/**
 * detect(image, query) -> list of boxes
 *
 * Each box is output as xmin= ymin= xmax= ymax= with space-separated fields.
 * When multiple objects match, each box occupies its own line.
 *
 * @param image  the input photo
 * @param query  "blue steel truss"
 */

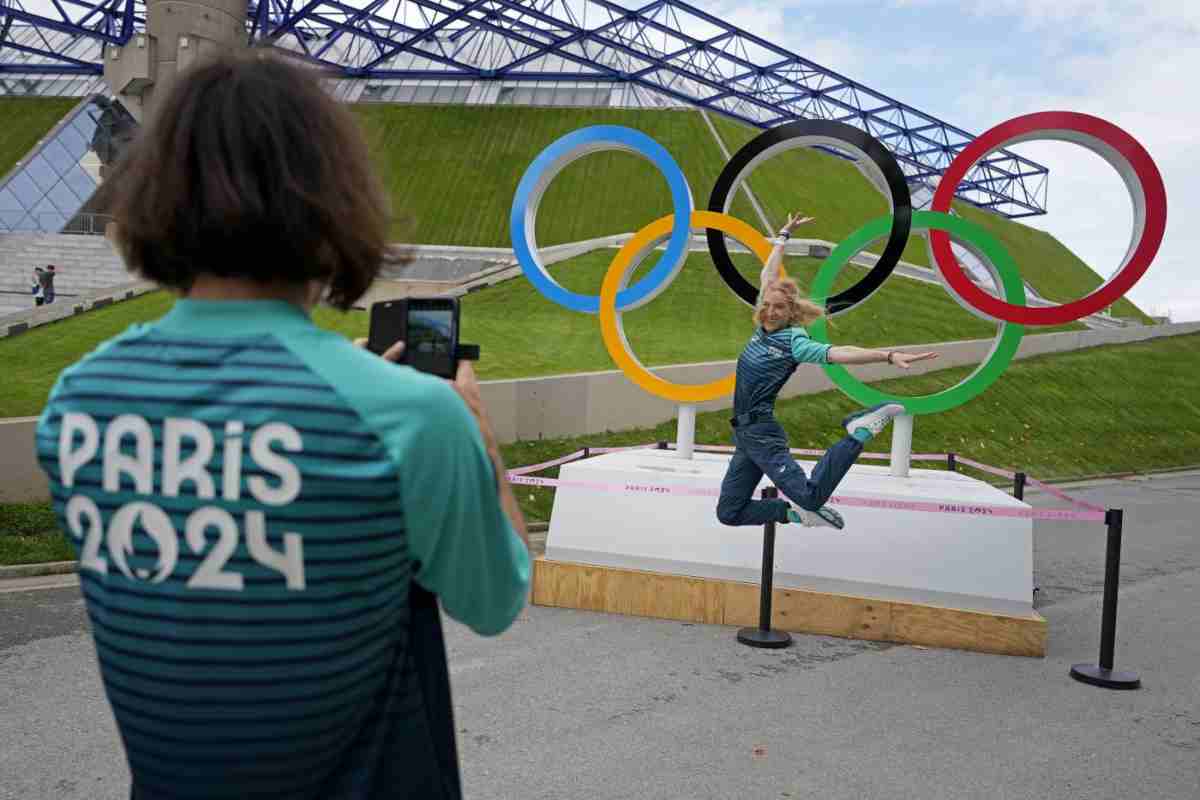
xmin=0 ymin=0 xmax=1049 ymax=217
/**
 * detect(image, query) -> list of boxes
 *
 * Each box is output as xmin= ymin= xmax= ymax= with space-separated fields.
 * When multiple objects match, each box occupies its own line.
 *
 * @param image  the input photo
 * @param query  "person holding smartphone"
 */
xmin=35 ymin=51 xmax=528 ymax=800
xmin=716 ymin=211 xmax=938 ymax=531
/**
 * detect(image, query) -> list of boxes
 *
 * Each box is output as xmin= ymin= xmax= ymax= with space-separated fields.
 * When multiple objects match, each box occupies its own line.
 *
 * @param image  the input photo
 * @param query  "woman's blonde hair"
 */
xmin=754 ymin=278 xmax=826 ymax=329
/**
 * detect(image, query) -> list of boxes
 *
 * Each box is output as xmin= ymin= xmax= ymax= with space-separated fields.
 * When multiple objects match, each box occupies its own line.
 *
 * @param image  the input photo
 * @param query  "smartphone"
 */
xmin=367 ymin=297 xmax=460 ymax=379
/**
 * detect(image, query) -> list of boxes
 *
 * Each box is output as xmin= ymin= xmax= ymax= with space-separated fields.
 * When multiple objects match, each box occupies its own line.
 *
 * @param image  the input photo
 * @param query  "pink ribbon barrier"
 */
xmin=1024 ymin=476 xmax=1108 ymax=513
xmin=507 ymin=444 xmax=1106 ymax=520
xmin=955 ymin=456 xmax=1106 ymax=513
xmin=506 ymin=449 xmax=588 ymax=477
xmin=507 ymin=474 xmax=1106 ymax=522
xmin=825 ymin=493 xmax=1105 ymax=522
xmin=667 ymin=442 xmax=948 ymax=461
xmin=955 ymin=455 xmax=1016 ymax=480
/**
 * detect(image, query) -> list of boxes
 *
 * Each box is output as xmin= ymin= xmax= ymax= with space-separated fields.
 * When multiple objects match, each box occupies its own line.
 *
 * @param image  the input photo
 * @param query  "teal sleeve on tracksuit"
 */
xmin=790 ymin=328 xmax=832 ymax=364
xmin=277 ymin=319 xmax=530 ymax=635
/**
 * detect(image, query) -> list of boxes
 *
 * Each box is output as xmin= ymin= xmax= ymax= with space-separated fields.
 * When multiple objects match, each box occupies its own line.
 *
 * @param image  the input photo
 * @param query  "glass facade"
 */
xmin=0 ymin=96 xmax=130 ymax=233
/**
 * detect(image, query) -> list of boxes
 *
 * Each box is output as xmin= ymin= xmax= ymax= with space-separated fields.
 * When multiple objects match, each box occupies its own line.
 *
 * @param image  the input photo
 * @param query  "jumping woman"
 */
xmin=715 ymin=212 xmax=938 ymax=530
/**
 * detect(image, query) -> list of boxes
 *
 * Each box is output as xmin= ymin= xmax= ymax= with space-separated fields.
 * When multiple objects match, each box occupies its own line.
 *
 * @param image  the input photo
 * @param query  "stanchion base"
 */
xmin=737 ymin=627 xmax=792 ymax=649
xmin=1069 ymin=663 xmax=1141 ymax=690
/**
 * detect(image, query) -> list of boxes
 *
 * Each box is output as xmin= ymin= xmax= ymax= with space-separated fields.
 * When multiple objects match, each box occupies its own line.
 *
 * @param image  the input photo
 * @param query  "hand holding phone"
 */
xmin=368 ymin=297 xmax=460 ymax=379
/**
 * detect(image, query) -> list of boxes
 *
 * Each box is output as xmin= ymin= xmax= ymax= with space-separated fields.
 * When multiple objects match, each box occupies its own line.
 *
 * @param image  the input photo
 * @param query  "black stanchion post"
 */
xmin=1070 ymin=509 xmax=1141 ymax=690
xmin=582 ymin=447 xmax=590 ymax=459
xmin=947 ymin=452 xmax=957 ymax=472
xmin=657 ymin=440 xmax=668 ymax=450
xmin=1017 ymin=469 xmax=1035 ymax=599
xmin=737 ymin=487 xmax=792 ymax=649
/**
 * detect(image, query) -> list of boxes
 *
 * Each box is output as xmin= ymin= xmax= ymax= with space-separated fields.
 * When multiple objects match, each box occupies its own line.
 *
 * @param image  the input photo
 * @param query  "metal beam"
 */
xmin=0 ymin=0 xmax=1049 ymax=216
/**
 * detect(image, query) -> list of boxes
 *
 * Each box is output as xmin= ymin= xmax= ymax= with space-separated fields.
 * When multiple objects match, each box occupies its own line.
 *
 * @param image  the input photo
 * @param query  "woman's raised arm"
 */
xmin=759 ymin=211 xmax=815 ymax=290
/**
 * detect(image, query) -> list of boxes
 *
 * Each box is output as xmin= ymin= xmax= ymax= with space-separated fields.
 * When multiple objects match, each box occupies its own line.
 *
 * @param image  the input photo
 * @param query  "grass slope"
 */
xmin=502 ymin=331 xmax=1200 ymax=521
xmin=353 ymin=103 xmax=1148 ymax=322
xmin=707 ymin=112 xmax=1149 ymax=323
xmin=5 ymin=332 xmax=1196 ymax=545
xmin=0 ymin=97 xmax=79 ymax=180
xmin=0 ymin=247 xmax=1086 ymax=417
xmin=354 ymin=104 xmax=728 ymax=248
xmin=952 ymin=202 xmax=1146 ymax=321
xmin=0 ymin=100 xmax=1151 ymax=323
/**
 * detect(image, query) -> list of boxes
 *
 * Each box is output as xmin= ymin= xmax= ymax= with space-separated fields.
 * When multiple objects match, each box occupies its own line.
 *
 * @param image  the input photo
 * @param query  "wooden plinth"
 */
xmin=532 ymin=558 xmax=1046 ymax=658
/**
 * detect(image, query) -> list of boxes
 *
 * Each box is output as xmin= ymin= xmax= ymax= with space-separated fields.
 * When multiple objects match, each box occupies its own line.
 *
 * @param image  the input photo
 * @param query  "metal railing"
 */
xmin=0 ymin=212 xmax=111 ymax=235
xmin=61 ymin=213 xmax=113 ymax=236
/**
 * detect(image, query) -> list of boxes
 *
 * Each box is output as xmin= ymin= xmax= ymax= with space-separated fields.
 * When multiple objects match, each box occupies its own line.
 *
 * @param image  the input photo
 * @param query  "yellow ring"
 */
xmin=599 ymin=210 xmax=776 ymax=403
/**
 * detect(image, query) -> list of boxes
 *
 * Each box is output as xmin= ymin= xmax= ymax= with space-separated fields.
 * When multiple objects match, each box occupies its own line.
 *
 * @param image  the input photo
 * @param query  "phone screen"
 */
xmin=368 ymin=298 xmax=459 ymax=378
xmin=406 ymin=304 xmax=456 ymax=378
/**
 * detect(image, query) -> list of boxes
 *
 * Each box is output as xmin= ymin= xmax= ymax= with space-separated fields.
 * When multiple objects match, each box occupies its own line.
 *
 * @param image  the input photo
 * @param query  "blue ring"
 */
xmin=510 ymin=126 xmax=694 ymax=314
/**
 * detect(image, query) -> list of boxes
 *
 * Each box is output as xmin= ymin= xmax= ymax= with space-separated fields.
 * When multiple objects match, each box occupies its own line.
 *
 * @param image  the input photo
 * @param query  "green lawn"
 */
xmin=709 ymin=112 xmax=936 ymax=271
xmin=0 ymin=247 xmax=1085 ymax=416
xmin=6 ymin=332 xmax=1197 ymax=552
xmin=0 ymin=97 xmax=78 ymax=179
xmin=0 ymin=502 xmax=72 ymax=565
xmin=353 ymin=104 xmax=728 ymax=247
xmin=501 ymin=331 xmax=1200 ymax=521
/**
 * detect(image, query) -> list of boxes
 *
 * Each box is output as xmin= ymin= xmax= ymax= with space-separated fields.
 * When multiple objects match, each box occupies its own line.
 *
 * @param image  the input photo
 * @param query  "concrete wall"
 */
xmin=0 ymin=418 xmax=48 ymax=503
xmin=4 ymin=320 xmax=1197 ymax=503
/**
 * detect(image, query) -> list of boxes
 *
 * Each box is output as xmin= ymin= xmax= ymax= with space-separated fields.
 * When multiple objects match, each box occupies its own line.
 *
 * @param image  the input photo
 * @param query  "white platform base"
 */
xmin=546 ymin=448 xmax=1034 ymax=617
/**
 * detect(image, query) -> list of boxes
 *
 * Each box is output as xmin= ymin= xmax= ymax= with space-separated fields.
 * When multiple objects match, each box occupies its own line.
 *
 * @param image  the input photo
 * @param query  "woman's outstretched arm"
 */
xmin=827 ymin=346 xmax=939 ymax=369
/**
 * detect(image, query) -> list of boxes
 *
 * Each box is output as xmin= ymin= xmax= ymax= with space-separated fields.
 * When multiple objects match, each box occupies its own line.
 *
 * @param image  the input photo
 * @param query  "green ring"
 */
xmin=808 ymin=210 xmax=1026 ymax=415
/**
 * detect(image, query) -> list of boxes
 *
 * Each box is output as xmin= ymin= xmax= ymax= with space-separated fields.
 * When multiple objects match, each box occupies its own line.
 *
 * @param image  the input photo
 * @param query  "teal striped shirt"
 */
xmin=733 ymin=325 xmax=832 ymax=418
xmin=35 ymin=299 xmax=530 ymax=800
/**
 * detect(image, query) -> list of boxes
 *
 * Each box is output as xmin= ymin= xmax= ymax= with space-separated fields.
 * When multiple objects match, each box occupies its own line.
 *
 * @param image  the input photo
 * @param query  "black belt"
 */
xmin=730 ymin=412 xmax=774 ymax=428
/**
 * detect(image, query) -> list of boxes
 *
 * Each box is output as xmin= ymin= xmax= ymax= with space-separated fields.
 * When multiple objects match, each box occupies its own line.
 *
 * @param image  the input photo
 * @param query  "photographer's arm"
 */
xmin=336 ymin=335 xmax=531 ymax=637
xmin=355 ymin=336 xmax=528 ymax=548
xmin=449 ymin=362 xmax=529 ymax=550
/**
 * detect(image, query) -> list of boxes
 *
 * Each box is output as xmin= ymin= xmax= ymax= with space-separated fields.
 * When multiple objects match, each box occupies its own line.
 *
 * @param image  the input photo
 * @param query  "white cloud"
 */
xmin=807 ymin=0 xmax=1200 ymax=320
xmin=944 ymin=4 xmax=1200 ymax=320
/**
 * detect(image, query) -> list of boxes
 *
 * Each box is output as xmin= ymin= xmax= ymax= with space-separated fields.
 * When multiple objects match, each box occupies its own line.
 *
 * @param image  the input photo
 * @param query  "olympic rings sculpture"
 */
xmin=510 ymin=113 xmax=1166 ymax=413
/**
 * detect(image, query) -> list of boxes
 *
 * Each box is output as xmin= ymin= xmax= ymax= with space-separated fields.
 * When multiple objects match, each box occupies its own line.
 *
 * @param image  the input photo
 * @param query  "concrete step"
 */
xmin=1 ymin=233 xmax=132 ymax=303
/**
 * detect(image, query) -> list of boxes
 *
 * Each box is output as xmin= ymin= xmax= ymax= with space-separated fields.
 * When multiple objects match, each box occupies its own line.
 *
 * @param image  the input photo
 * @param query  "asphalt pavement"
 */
xmin=2 ymin=472 xmax=1198 ymax=800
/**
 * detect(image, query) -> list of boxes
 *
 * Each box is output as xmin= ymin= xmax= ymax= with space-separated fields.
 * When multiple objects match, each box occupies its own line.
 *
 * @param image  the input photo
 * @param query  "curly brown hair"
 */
xmin=97 ymin=50 xmax=406 ymax=309
xmin=754 ymin=278 xmax=826 ymax=328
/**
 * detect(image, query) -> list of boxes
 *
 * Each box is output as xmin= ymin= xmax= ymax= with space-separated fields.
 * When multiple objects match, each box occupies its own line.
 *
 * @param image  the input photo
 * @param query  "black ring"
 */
xmin=705 ymin=119 xmax=913 ymax=315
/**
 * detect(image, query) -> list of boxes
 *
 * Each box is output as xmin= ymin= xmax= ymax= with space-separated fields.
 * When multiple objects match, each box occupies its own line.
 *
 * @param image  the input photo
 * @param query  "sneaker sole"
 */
xmin=842 ymin=403 xmax=905 ymax=435
xmin=841 ymin=402 xmax=898 ymax=431
xmin=814 ymin=507 xmax=845 ymax=530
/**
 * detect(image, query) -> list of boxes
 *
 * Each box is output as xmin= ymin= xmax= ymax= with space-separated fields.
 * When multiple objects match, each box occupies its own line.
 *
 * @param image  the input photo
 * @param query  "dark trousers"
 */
xmin=716 ymin=421 xmax=863 ymax=526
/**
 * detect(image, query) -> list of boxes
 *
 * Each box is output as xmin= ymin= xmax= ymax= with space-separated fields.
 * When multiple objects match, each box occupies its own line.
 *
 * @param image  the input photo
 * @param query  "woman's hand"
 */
xmin=891 ymin=351 xmax=938 ymax=369
xmin=781 ymin=211 xmax=815 ymax=234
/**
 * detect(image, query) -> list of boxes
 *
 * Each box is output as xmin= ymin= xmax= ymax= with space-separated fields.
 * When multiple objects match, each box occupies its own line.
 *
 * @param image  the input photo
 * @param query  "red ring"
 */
xmin=930 ymin=112 xmax=1166 ymax=325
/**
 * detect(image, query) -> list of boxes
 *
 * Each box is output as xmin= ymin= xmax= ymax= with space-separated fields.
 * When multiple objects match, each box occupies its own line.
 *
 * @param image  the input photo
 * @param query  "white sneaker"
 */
xmin=787 ymin=505 xmax=845 ymax=530
xmin=842 ymin=403 xmax=905 ymax=437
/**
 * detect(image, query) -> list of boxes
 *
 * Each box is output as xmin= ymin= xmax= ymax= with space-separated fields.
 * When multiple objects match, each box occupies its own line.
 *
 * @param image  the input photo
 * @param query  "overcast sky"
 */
xmin=702 ymin=0 xmax=1198 ymax=321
